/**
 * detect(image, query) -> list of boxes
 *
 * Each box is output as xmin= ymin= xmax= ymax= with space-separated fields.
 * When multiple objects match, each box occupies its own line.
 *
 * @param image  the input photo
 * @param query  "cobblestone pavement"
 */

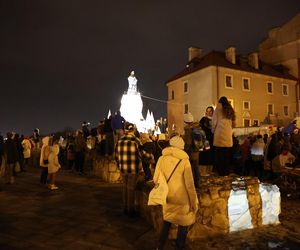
xmin=0 ymin=167 xmax=300 ymax=250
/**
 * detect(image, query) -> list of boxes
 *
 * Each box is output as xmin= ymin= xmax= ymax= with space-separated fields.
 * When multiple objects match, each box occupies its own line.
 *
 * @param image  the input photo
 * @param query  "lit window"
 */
xmin=253 ymin=120 xmax=259 ymax=126
xmin=242 ymin=78 xmax=250 ymax=91
xmin=243 ymin=119 xmax=251 ymax=127
xmin=268 ymin=104 xmax=274 ymax=115
xmin=243 ymin=101 xmax=250 ymax=110
xmin=267 ymin=82 xmax=273 ymax=94
xmin=282 ymin=84 xmax=288 ymax=96
xmin=184 ymin=104 xmax=188 ymax=114
xmin=184 ymin=82 xmax=188 ymax=93
xmin=283 ymin=106 xmax=289 ymax=116
xmin=225 ymin=75 xmax=233 ymax=88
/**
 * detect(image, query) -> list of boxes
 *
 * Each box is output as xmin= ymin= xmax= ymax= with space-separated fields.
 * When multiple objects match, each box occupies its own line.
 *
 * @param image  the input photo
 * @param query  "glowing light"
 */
xmin=259 ymin=184 xmax=281 ymax=225
xmin=119 ymin=71 xmax=156 ymax=133
xmin=107 ymin=109 xmax=111 ymax=118
xmin=228 ymin=189 xmax=253 ymax=232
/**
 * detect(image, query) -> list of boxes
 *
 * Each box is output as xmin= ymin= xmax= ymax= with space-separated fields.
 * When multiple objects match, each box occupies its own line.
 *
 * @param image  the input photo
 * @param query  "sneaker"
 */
xmin=10 ymin=177 xmax=15 ymax=184
xmin=48 ymin=184 xmax=59 ymax=190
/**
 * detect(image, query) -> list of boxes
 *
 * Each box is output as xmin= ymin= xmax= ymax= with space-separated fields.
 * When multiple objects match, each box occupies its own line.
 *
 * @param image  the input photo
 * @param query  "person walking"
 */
xmin=40 ymin=136 xmax=51 ymax=185
xmin=4 ymin=132 xmax=19 ymax=184
xmin=212 ymin=96 xmax=236 ymax=176
xmin=154 ymin=135 xmax=198 ymax=250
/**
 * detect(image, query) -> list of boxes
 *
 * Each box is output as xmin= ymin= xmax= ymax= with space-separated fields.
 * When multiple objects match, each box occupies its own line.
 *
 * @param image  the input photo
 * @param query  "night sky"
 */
xmin=1 ymin=0 xmax=300 ymax=136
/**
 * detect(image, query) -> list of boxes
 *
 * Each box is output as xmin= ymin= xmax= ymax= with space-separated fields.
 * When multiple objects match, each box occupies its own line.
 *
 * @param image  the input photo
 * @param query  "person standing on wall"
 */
xmin=199 ymin=106 xmax=214 ymax=175
xmin=111 ymin=110 xmax=126 ymax=147
xmin=183 ymin=112 xmax=200 ymax=188
xmin=212 ymin=96 xmax=236 ymax=176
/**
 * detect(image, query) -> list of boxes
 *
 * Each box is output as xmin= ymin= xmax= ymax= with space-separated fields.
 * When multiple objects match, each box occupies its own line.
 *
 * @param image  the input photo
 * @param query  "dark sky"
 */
xmin=1 ymin=0 xmax=300 ymax=136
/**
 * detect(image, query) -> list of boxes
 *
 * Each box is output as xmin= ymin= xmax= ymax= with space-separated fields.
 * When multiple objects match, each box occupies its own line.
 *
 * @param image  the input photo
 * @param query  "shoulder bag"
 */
xmin=148 ymin=159 xmax=182 ymax=206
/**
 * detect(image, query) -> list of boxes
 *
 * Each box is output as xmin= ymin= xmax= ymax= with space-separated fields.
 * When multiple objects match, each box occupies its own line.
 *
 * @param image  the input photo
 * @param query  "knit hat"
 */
xmin=158 ymin=133 xmax=166 ymax=141
xmin=183 ymin=112 xmax=194 ymax=123
xmin=169 ymin=135 xmax=185 ymax=150
xmin=125 ymin=123 xmax=135 ymax=132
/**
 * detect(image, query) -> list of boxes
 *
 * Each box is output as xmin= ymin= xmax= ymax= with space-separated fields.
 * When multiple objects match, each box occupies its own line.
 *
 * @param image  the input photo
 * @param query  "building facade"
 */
xmin=259 ymin=12 xmax=300 ymax=112
xmin=166 ymin=47 xmax=297 ymax=135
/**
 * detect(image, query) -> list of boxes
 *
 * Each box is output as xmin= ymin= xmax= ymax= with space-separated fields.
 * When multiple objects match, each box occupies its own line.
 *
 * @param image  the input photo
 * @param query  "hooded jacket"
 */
xmin=153 ymin=146 xmax=198 ymax=226
xmin=40 ymin=137 xmax=50 ymax=168
xmin=48 ymin=144 xmax=61 ymax=174
xmin=22 ymin=139 xmax=32 ymax=159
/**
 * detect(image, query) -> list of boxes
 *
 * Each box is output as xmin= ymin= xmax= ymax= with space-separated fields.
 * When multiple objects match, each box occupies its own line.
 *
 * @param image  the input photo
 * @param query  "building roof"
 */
xmin=166 ymin=50 xmax=298 ymax=83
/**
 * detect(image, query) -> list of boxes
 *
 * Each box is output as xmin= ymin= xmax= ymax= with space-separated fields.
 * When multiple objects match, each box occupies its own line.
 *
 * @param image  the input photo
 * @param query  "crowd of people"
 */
xmin=1 ymin=96 xmax=300 ymax=249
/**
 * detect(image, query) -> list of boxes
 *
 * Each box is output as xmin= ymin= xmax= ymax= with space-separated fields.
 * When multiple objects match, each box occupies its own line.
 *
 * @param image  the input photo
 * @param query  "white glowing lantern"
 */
xmin=259 ymin=184 xmax=281 ymax=225
xmin=228 ymin=189 xmax=253 ymax=232
xmin=150 ymin=112 xmax=155 ymax=131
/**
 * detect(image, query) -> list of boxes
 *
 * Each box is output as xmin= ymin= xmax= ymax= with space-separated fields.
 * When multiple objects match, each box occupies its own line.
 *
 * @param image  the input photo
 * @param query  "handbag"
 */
xmin=148 ymin=159 xmax=182 ymax=206
xmin=15 ymin=162 xmax=21 ymax=173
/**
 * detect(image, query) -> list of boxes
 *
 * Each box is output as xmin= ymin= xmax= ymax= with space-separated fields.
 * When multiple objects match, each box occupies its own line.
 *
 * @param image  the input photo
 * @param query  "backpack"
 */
xmin=192 ymin=126 xmax=209 ymax=151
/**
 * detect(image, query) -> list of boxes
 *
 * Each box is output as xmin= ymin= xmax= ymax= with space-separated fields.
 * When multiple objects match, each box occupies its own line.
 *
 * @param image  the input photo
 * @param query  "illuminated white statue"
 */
xmin=127 ymin=71 xmax=137 ymax=93
xmin=119 ymin=71 xmax=156 ymax=132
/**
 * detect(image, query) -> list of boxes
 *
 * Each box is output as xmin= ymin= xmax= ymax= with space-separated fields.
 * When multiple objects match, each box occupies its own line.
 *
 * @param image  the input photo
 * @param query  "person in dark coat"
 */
xmin=0 ymin=133 xmax=4 ymax=166
xmin=104 ymin=116 xmax=114 ymax=156
xmin=199 ymin=106 xmax=214 ymax=175
xmin=4 ymin=132 xmax=19 ymax=184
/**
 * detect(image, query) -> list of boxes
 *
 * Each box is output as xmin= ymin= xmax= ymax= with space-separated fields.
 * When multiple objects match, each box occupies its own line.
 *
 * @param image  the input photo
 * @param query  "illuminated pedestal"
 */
xmin=120 ymin=92 xmax=145 ymax=131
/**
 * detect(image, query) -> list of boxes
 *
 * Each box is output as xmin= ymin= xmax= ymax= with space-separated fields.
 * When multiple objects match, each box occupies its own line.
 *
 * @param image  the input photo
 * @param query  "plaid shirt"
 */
xmin=115 ymin=133 xmax=150 ymax=174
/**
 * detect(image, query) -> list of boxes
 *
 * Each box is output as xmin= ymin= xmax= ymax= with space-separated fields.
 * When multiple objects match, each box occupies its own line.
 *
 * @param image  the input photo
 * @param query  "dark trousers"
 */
xmin=121 ymin=173 xmax=138 ymax=215
xmin=68 ymin=159 xmax=75 ymax=170
xmin=40 ymin=167 xmax=48 ymax=184
xmin=253 ymin=160 xmax=264 ymax=181
xmin=75 ymin=151 xmax=85 ymax=173
xmin=142 ymin=161 xmax=152 ymax=180
xmin=214 ymin=147 xmax=232 ymax=176
xmin=158 ymin=221 xmax=189 ymax=250
xmin=190 ymin=158 xmax=200 ymax=188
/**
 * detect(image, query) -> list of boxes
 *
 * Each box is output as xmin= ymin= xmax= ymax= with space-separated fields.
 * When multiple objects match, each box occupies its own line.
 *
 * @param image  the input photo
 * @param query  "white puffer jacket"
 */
xmin=22 ymin=139 xmax=31 ymax=159
xmin=48 ymin=144 xmax=61 ymax=174
xmin=153 ymin=146 xmax=199 ymax=226
xmin=40 ymin=137 xmax=50 ymax=168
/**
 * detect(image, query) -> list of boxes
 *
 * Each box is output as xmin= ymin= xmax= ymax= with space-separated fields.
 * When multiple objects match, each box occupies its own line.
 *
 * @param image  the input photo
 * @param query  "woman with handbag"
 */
xmin=154 ymin=135 xmax=198 ymax=250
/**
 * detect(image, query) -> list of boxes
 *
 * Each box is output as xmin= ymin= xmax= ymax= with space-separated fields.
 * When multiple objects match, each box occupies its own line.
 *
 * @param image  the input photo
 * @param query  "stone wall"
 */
xmin=136 ymin=176 xmax=281 ymax=239
xmin=93 ymin=156 xmax=121 ymax=183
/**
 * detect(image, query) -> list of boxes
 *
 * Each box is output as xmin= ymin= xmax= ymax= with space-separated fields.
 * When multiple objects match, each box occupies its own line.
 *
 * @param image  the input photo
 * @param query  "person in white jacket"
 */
xmin=212 ymin=96 xmax=236 ymax=176
xmin=22 ymin=137 xmax=31 ymax=171
xmin=47 ymin=142 xmax=61 ymax=190
xmin=40 ymin=136 xmax=51 ymax=185
xmin=154 ymin=135 xmax=198 ymax=250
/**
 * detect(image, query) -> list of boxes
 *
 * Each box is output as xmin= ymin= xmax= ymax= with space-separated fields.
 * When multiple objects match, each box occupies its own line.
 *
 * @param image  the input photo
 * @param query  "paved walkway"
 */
xmin=0 ymin=168 xmax=157 ymax=250
xmin=1 ymin=167 xmax=300 ymax=250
